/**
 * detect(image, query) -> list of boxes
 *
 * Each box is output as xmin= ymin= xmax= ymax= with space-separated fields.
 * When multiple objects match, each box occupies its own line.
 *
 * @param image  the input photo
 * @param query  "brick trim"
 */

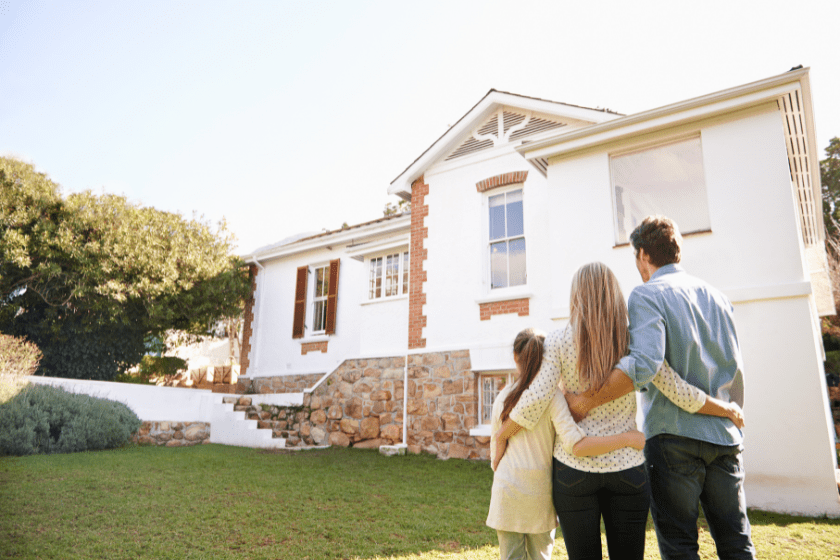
xmin=479 ymin=298 xmax=530 ymax=321
xmin=240 ymin=264 xmax=259 ymax=375
xmin=301 ymin=341 xmax=329 ymax=355
xmin=409 ymin=176 xmax=429 ymax=349
xmin=475 ymin=171 xmax=529 ymax=193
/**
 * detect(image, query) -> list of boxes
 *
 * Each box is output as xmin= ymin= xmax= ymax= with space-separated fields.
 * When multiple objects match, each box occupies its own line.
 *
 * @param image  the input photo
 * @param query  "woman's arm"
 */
xmin=652 ymin=361 xmax=745 ymax=429
xmin=571 ymin=430 xmax=645 ymax=457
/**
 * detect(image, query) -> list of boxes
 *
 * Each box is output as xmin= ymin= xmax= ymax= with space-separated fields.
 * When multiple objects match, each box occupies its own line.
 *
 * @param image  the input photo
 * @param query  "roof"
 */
xmin=243 ymin=211 xmax=411 ymax=263
xmin=388 ymin=89 xmax=622 ymax=198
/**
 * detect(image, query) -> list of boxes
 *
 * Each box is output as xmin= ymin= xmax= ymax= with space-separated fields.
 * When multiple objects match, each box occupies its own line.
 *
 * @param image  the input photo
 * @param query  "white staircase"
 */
xmin=208 ymin=395 xmax=286 ymax=449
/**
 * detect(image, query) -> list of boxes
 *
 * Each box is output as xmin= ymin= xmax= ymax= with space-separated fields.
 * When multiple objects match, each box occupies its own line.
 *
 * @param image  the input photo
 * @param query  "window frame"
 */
xmin=310 ymin=263 xmax=331 ymax=335
xmin=366 ymin=250 xmax=410 ymax=302
xmin=482 ymin=184 xmax=528 ymax=293
xmin=477 ymin=371 xmax=514 ymax=427
xmin=608 ymin=134 xmax=712 ymax=247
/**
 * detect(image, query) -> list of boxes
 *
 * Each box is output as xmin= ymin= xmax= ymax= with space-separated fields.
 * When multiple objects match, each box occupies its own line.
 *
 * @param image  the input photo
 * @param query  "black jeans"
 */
xmin=644 ymin=434 xmax=756 ymax=560
xmin=552 ymin=459 xmax=650 ymax=560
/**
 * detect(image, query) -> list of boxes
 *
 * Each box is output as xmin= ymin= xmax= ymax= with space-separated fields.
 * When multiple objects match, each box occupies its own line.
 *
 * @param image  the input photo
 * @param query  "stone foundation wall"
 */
xmin=133 ymin=421 xmax=210 ymax=447
xmin=236 ymin=373 xmax=324 ymax=394
xmin=247 ymin=351 xmax=488 ymax=460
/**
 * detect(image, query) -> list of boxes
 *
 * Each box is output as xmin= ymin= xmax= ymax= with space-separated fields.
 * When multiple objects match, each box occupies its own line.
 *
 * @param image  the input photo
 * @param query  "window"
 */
xmin=368 ymin=251 xmax=409 ymax=300
xmin=292 ymin=259 xmax=340 ymax=339
xmin=489 ymin=189 xmax=526 ymax=289
xmin=478 ymin=372 xmax=512 ymax=425
xmin=611 ymin=136 xmax=711 ymax=245
xmin=312 ymin=265 xmax=329 ymax=334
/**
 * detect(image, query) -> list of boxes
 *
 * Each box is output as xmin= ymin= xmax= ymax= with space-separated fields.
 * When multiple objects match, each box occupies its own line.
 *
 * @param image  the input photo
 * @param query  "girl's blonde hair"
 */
xmin=569 ymin=262 xmax=629 ymax=390
xmin=500 ymin=328 xmax=546 ymax=423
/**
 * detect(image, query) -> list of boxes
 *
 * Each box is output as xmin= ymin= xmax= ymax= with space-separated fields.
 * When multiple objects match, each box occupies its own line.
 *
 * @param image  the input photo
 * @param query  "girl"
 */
xmin=486 ymin=328 xmax=645 ymax=560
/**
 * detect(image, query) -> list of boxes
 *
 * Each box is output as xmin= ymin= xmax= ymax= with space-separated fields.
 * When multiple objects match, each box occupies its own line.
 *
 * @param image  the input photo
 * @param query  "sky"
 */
xmin=1 ymin=0 xmax=838 ymax=255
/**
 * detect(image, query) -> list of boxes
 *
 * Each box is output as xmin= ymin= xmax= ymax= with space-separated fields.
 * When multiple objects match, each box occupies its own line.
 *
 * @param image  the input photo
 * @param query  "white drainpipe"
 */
xmin=246 ymin=257 xmax=265 ymax=374
xmin=403 ymin=353 xmax=408 ymax=446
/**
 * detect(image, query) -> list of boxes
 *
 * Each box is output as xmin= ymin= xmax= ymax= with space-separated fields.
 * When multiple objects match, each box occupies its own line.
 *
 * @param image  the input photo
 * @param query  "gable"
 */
xmin=443 ymin=107 xmax=570 ymax=162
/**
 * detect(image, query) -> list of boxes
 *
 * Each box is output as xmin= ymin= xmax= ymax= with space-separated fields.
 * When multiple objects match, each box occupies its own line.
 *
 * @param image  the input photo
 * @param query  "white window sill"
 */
xmin=474 ymin=288 xmax=533 ymax=305
xmin=360 ymin=294 xmax=409 ymax=306
xmin=469 ymin=425 xmax=492 ymax=437
xmin=299 ymin=334 xmax=330 ymax=344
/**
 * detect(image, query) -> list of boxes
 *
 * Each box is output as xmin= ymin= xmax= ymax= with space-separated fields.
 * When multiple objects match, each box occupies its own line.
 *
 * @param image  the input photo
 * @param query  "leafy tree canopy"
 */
xmin=821 ymin=137 xmax=840 ymax=235
xmin=0 ymin=157 xmax=250 ymax=380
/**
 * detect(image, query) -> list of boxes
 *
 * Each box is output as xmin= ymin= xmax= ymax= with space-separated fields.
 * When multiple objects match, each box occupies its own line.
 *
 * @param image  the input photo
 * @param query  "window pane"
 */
xmin=481 ymin=376 xmax=506 ymax=424
xmin=369 ymin=257 xmax=381 ymax=300
xmin=490 ymin=241 xmax=508 ymax=289
xmin=508 ymin=237 xmax=526 ymax=286
xmin=315 ymin=267 xmax=329 ymax=298
xmin=313 ymin=300 xmax=327 ymax=332
xmin=506 ymin=190 xmax=524 ymax=237
xmin=489 ymin=194 xmax=506 ymax=240
xmin=385 ymin=253 xmax=399 ymax=297
xmin=402 ymin=252 xmax=409 ymax=294
xmin=611 ymin=137 xmax=710 ymax=244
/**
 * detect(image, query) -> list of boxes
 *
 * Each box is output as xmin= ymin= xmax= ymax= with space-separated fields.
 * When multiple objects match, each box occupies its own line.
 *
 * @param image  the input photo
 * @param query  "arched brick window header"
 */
xmin=476 ymin=171 xmax=529 ymax=193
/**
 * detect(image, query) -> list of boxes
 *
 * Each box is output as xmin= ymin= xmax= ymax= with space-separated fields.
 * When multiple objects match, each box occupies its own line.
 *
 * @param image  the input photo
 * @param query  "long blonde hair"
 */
xmin=569 ymin=262 xmax=629 ymax=390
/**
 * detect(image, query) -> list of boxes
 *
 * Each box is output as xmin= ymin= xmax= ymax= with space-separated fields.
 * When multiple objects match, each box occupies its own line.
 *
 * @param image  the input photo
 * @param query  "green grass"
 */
xmin=1 ymin=445 xmax=838 ymax=559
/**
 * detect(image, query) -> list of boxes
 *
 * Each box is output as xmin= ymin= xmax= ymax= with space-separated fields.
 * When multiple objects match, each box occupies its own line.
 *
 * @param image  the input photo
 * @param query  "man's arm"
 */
xmin=565 ymin=368 xmax=634 ymax=422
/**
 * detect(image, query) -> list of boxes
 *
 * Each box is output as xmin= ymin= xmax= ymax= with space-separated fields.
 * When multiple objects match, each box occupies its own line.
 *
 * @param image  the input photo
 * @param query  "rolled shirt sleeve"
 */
xmin=618 ymin=288 xmax=667 ymax=390
xmin=508 ymin=328 xmax=565 ymax=430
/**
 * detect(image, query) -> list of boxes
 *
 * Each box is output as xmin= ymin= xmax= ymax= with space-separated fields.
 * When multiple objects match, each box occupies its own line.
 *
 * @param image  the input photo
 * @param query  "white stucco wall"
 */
xmin=420 ymin=105 xmax=839 ymax=514
xmin=27 ymin=376 xmax=215 ymax=422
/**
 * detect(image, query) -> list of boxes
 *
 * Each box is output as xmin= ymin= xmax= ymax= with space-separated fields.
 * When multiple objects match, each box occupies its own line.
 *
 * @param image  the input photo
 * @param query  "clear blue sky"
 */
xmin=2 ymin=0 xmax=838 ymax=254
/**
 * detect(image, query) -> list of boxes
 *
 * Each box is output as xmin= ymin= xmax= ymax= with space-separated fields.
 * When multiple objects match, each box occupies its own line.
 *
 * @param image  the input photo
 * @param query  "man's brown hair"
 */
xmin=629 ymin=215 xmax=682 ymax=267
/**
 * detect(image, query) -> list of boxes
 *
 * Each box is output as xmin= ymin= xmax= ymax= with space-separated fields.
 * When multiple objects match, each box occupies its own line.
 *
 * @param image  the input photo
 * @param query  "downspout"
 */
xmin=403 ymin=353 xmax=408 ymax=446
xmin=246 ymin=257 xmax=266 ymax=375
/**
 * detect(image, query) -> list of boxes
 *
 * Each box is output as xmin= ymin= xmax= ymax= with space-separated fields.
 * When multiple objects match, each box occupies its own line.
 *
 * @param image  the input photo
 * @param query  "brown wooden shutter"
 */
xmin=325 ymin=259 xmax=340 ymax=335
xmin=292 ymin=266 xmax=308 ymax=339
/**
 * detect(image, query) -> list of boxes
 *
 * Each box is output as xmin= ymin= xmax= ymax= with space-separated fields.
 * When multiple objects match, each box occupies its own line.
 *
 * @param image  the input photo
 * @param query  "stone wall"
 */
xmin=235 ymin=373 xmax=324 ymax=394
xmin=242 ymin=351 xmax=489 ymax=460
xmin=133 ymin=421 xmax=210 ymax=447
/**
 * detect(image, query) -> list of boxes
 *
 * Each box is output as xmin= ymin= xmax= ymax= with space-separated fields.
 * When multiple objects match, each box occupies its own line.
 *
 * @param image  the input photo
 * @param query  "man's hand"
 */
xmin=492 ymin=438 xmax=507 ymax=471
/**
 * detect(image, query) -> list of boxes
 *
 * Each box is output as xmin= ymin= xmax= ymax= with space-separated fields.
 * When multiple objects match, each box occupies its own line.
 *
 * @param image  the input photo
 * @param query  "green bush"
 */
xmin=138 ymin=355 xmax=187 ymax=378
xmin=0 ymin=334 xmax=42 ymax=403
xmin=0 ymin=384 xmax=141 ymax=456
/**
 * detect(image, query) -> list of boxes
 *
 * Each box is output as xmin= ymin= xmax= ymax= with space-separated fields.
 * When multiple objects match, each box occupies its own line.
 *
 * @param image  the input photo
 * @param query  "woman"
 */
xmin=494 ymin=262 xmax=742 ymax=560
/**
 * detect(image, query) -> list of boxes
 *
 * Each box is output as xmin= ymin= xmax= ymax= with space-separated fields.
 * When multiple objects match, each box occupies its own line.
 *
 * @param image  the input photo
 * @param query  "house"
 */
xmin=241 ymin=67 xmax=839 ymax=516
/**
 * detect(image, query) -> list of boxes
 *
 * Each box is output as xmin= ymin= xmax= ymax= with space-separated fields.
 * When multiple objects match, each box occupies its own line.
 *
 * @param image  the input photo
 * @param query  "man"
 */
xmin=569 ymin=216 xmax=755 ymax=560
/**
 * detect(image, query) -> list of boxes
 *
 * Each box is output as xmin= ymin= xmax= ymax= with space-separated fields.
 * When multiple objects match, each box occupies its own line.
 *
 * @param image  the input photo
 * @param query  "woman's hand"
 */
xmin=723 ymin=402 xmax=745 ymax=429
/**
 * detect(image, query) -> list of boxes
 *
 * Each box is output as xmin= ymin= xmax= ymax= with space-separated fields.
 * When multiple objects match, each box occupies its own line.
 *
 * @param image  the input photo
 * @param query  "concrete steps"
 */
xmin=208 ymin=395 xmax=286 ymax=449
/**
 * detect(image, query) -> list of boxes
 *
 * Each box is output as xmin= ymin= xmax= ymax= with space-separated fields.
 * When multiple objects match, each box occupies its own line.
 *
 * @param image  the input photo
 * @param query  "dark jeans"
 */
xmin=552 ymin=459 xmax=650 ymax=560
xmin=644 ymin=434 xmax=756 ymax=560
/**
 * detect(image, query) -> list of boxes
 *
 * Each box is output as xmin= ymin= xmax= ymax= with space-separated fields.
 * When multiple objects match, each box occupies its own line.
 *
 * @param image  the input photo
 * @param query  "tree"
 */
xmin=821 ymin=137 xmax=840 ymax=235
xmin=383 ymin=199 xmax=411 ymax=216
xmin=0 ymin=157 xmax=250 ymax=380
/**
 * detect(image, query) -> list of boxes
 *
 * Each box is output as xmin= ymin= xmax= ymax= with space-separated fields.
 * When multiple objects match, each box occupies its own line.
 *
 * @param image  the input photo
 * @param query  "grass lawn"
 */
xmin=1 ymin=445 xmax=838 ymax=559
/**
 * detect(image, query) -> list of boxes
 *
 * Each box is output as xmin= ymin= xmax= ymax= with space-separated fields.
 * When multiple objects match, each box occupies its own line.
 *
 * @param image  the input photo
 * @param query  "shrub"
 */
xmin=0 ymin=334 xmax=42 ymax=403
xmin=0 ymin=384 xmax=141 ymax=456
xmin=138 ymin=355 xmax=187 ymax=380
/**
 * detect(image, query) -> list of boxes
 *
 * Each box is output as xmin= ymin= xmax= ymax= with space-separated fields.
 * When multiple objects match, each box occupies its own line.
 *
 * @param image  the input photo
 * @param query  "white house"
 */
xmin=242 ymin=66 xmax=839 ymax=516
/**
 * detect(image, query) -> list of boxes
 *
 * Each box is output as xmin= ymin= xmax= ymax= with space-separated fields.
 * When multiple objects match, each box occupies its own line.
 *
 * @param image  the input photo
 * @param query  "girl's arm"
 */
xmin=571 ymin=430 xmax=645 ymax=457
xmin=652 ymin=361 xmax=744 ymax=428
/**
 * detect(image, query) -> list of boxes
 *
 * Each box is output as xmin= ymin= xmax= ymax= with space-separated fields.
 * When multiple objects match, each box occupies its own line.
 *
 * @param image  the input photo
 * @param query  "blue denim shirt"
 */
xmin=616 ymin=264 xmax=744 ymax=446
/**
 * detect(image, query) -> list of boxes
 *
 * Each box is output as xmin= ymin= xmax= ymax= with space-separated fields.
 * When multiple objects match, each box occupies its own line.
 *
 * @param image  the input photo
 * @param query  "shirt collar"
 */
xmin=650 ymin=263 xmax=683 ymax=281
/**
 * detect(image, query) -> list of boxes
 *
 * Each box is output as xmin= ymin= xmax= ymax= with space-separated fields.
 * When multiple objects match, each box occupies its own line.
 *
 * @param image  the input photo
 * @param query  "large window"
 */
xmin=478 ymin=373 xmax=512 ymax=425
xmin=489 ymin=189 xmax=526 ymax=289
xmin=611 ymin=136 xmax=711 ymax=245
xmin=312 ymin=265 xmax=330 ymax=333
xmin=369 ymin=251 xmax=409 ymax=300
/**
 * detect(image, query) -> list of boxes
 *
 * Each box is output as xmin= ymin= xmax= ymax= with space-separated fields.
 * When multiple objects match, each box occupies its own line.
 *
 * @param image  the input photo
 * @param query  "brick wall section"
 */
xmin=301 ymin=341 xmax=328 ymax=355
xmin=479 ymin=298 xmax=530 ymax=321
xmin=409 ymin=176 xmax=429 ymax=349
xmin=475 ymin=171 xmax=529 ymax=193
xmin=236 ymin=373 xmax=324 ymax=394
xmin=240 ymin=264 xmax=259 ymax=376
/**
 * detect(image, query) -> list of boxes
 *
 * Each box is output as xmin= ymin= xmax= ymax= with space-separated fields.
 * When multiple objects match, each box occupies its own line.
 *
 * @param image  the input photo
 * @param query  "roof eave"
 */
xmin=516 ymin=67 xmax=811 ymax=162
xmin=388 ymin=90 xmax=622 ymax=198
